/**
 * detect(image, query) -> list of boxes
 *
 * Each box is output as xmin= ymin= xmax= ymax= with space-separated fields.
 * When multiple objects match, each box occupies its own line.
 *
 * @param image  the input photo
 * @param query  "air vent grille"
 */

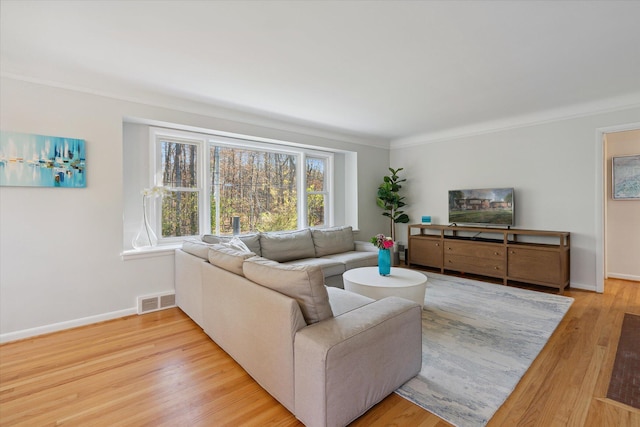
xmin=160 ymin=294 xmax=175 ymax=308
xmin=141 ymin=298 xmax=159 ymax=312
xmin=137 ymin=292 xmax=176 ymax=314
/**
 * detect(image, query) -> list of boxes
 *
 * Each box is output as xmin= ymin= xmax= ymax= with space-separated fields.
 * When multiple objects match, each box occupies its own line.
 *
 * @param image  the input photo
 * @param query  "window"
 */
xmin=306 ymin=156 xmax=328 ymax=227
xmin=211 ymin=146 xmax=298 ymax=234
xmin=151 ymin=128 xmax=333 ymax=239
xmin=157 ymin=138 xmax=201 ymax=238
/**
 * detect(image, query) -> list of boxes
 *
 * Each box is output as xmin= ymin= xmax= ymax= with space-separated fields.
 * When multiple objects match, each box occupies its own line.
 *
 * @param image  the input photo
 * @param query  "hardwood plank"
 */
xmin=1 ymin=278 xmax=639 ymax=426
xmin=585 ymin=398 xmax=640 ymax=427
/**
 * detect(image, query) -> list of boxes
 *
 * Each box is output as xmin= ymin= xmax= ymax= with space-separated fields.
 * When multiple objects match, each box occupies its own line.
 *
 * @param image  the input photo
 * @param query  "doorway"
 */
xmin=596 ymin=123 xmax=640 ymax=293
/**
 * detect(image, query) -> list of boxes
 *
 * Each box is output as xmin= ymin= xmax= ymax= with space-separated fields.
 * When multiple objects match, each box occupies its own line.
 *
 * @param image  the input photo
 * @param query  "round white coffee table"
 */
xmin=343 ymin=267 xmax=427 ymax=307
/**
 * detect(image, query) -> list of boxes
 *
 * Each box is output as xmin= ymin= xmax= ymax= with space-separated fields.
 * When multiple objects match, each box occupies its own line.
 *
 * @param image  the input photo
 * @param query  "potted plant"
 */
xmin=376 ymin=167 xmax=409 ymax=243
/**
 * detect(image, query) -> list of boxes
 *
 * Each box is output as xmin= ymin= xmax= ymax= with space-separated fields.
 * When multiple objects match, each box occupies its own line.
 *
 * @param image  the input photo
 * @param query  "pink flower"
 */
xmin=370 ymin=233 xmax=395 ymax=249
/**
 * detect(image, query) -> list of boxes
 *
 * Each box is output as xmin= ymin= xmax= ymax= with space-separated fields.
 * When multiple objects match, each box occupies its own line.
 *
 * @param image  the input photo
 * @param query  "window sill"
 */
xmin=121 ymin=243 xmax=181 ymax=261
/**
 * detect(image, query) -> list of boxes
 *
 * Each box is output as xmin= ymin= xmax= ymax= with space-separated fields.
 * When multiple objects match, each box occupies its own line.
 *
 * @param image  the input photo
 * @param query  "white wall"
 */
xmin=605 ymin=129 xmax=640 ymax=281
xmin=0 ymin=77 xmax=389 ymax=342
xmin=391 ymin=106 xmax=640 ymax=291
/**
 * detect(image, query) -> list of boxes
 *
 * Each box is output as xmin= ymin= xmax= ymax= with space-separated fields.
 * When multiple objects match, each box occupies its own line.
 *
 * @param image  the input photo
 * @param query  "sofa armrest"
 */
xmin=175 ymin=249 xmax=207 ymax=328
xmin=294 ymin=297 xmax=422 ymax=427
xmin=354 ymin=240 xmax=378 ymax=252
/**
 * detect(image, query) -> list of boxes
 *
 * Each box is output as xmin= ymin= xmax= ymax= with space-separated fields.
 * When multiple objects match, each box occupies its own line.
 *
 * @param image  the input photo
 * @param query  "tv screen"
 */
xmin=448 ymin=188 xmax=514 ymax=226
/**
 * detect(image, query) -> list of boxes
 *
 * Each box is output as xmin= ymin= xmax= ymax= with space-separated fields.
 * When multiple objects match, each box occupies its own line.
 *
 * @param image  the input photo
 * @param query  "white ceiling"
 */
xmin=2 ymin=1 xmax=640 ymax=144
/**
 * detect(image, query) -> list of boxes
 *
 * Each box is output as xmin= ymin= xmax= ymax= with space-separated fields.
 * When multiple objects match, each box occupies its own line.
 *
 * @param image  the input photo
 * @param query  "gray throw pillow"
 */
xmin=202 ymin=233 xmax=261 ymax=255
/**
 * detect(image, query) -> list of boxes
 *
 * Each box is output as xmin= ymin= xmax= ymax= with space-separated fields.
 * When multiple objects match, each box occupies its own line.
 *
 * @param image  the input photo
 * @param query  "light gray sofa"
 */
xmin=207 ymin=226 xmax=378 ymax=288
xmin=174 ymin=227 xmax=422 ymax=427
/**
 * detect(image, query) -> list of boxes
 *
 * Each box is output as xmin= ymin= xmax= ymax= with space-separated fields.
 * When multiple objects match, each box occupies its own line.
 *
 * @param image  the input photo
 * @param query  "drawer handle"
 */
xmin=494 ymin=266 xmax=499 ymax=270
xmin=494 ymin=252 xmax=499 ymax=255
xmin=510 ymin=250 xmax=515 ymax=254
xmin=436 ymin=243 xmax=440 ymax=247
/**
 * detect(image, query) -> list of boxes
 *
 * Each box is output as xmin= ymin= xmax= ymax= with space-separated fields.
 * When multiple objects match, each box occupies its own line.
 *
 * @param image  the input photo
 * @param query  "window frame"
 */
xmin=304 ymin=154 xmax=332 ymax=228
xmin=150 ymin=127 xmax=334 ymax=241
xmin=150 ymin=128 xmax=207 ymax=244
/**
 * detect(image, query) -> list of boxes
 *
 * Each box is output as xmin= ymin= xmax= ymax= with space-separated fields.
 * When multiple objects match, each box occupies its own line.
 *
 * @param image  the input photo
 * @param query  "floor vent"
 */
xmin=137 ymin=292 xmax=176 ymax=314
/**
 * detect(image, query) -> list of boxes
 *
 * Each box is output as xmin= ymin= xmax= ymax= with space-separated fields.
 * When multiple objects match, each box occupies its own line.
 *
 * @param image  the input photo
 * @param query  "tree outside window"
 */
xmin=160 ymin=140 xmax=199 ymax=237
xmin=306 ymin=157 xmax=327 ymax=227
xmin=210 ymin=146 xmax=298 ymax=234
xmin=153 ymin=129 xmax=332 ymax=239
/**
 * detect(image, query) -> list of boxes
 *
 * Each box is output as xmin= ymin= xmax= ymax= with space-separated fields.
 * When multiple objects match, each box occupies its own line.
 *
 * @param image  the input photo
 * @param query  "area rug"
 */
xmin=606 ymin=313 xmax=640 ymax=409
xmin=395 ymin=272 xmax=574 ymax=427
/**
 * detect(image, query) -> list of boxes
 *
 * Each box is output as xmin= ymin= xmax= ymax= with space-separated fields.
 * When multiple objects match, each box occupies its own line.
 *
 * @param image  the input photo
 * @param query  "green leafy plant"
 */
xmin=376 ymin=167 xmax=409 ymax=241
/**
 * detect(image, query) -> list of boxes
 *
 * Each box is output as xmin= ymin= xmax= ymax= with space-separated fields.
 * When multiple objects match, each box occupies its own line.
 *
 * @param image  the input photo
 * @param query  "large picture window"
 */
xmin=151 ymin=128 xmax=332 ymax=239
xmin=211 ymin=146 xmax=298 ymax=234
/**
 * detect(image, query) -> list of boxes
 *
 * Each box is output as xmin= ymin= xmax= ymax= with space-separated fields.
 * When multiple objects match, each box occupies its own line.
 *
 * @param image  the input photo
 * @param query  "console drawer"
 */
xmin=444 ymin=254 xmax=504 ymax=278
xmin=444 ymin=241 xmax=504 ymax=259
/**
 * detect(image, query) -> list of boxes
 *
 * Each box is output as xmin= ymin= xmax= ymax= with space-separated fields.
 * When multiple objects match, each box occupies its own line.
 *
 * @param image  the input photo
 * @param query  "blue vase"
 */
xmin=378 ymin=249 xmax=391 ymax=276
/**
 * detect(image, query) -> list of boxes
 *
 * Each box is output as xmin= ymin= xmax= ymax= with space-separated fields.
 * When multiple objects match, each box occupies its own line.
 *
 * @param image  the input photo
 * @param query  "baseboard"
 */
xmin=568 ymin=282 xmax=597 ymax=292
xmin=0 ymin=307 xmax=137 ymax=344
xmin=607 ymin=273 xmax=640 ymax=282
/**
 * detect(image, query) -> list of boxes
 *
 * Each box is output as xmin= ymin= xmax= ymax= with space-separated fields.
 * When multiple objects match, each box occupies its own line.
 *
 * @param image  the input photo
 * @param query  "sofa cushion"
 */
xmin=243 ymin=257 xmax=333 ymax=324
xmin=321 ymin=251 xmax=378 ymax=270
xmin=326 ymin=287 xmax=374 ymax=316
xmin=283 ymin=257 xmax=346 ymax=278
xmin=208 ymin=245 xmax=255 ymax=276
xmin=311 ymin=226 xmax=355 ymax=257
xmin=182 ymin=239 xmax=216 ymax=260
xmin=202 ymin=233 xmax=261 ymax=255
xmin=259 ymin=229 xmax=316 ymax=262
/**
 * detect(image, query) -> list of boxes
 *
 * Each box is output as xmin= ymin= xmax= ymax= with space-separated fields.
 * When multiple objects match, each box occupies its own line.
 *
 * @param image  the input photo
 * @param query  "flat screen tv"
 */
xmin=448 ymin=188 xmax=514 ymax=227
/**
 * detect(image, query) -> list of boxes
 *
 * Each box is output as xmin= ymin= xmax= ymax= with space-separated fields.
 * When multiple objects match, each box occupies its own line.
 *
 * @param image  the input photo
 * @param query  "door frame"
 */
xmin=595 ymin=122 xmax=640 ymax=293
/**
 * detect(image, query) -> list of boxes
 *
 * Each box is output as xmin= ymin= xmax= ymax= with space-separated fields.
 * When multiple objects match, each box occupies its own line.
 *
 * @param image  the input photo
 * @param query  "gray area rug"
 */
xmin=396 ymin=272 xmax=573 ymax=427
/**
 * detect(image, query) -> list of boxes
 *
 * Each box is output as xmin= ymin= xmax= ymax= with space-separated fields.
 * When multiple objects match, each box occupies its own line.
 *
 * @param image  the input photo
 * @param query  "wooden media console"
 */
xmin=407 ymin=224 xmax=570 ymax=293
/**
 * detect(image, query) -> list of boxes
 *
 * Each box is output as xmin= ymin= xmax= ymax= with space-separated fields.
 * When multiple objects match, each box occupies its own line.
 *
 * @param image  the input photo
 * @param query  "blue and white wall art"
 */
xmin=612 ymin=154 xmax=640 ymax=200
xmin=0 ymin=131 xmax=86 ymax=188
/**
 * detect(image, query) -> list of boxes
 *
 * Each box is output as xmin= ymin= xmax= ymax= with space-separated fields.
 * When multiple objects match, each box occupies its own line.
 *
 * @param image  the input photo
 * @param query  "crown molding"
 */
xmin=5 ymin=71 xmax=637 ymax=152
xmin=390 ymin=92 xmax=640 ymax=149
xmin=1 ymin=72 xmax=390 ymax=150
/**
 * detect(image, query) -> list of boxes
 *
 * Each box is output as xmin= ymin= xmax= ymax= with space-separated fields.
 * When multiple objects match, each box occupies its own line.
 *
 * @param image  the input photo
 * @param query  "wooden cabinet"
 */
xmin=408 ymin=237 xmax=442 ymax=268
xmin=507 ymin=245 xmax=569 ymax=288
xmin=408 ymin=224 xmax=570 ymax=293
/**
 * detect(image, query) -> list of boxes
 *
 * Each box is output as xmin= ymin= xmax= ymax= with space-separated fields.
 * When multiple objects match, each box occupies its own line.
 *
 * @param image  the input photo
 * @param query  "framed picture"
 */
xmin=0 ymin=131 xmax=86 ymax=188
xmin=612 ymin=154 xmax=640 ymax=200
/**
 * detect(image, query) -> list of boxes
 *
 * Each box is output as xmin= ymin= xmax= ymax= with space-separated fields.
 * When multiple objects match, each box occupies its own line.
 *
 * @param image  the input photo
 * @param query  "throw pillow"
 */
xmin=202 ymin=233 xmax=261 ymax=255
xmin=219 ymin=236 xmax=251 ymax=252
xmin=243 ymin=257 xmax=333 ymax=324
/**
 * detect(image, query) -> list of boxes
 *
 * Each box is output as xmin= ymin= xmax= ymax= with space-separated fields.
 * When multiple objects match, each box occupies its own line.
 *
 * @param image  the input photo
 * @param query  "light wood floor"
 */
xmin=1 ymin=278 xmax=639 ymax=426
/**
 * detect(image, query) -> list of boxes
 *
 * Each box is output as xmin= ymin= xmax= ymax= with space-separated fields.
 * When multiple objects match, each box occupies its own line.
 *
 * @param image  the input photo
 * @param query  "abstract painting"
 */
xmin=612 ymin=154 xmax=640 ymax=200
xmin=0 ymin=131 xmax=86 ymax=188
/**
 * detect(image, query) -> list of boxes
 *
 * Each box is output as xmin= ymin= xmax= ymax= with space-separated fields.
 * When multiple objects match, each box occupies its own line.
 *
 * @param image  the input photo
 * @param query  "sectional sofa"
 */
xmin=174 ymin=227 xmax=423 ymax=427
